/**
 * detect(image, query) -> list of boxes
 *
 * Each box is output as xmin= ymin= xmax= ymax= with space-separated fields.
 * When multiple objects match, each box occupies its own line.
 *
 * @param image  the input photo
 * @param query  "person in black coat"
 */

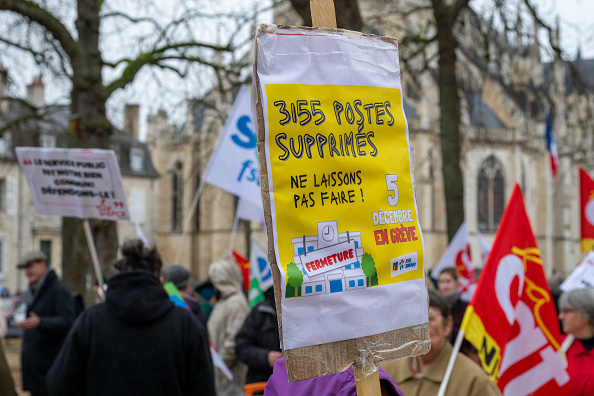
xmin=17 ymin=250 xmax=75 ymax=396
xmin=235 ymin=287 xmax=282 ymax=384
xmin=46 ymin=239 xmax=215 ymax=396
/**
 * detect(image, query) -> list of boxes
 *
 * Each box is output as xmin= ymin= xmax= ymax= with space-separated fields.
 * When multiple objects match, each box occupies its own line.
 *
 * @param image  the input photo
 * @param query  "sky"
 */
xmin=1 ymin=0 xmax=592 ymax=141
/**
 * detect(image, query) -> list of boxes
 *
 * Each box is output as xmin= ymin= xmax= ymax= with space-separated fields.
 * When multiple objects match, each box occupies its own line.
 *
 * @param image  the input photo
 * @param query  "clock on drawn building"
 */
xmin=317 ymin=221 xmax=338 ymax=247
xmin=322 ymin=225 xmax=334 ymax=242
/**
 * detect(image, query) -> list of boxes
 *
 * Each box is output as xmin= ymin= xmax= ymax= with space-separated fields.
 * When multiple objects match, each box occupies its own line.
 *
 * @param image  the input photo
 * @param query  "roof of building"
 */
xmin=467 ymin=93 xmax=506 ymax=129
xmin=544 ymin=57 xmax=594 ymax=94
xmin=0 ymin=96 xmax=158 ymax=178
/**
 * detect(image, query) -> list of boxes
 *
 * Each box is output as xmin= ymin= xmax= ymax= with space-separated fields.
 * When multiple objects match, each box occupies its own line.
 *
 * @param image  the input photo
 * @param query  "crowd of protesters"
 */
xmin=1 ymin=239 xmax=593 ymax=396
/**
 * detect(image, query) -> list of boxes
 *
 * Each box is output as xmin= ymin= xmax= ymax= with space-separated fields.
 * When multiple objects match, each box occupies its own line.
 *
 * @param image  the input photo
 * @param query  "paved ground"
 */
xmin=4 ymin=338 xmax=29 ymax=396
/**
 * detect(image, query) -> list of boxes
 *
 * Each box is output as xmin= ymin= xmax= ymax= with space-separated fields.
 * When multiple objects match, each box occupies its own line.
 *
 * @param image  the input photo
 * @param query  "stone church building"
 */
xmin=145 ymin=1 xmax=594 ymax=282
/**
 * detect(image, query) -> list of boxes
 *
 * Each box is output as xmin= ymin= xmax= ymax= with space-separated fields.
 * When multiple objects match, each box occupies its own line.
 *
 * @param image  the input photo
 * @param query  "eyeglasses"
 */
xmin=560 ymin=309 xmax=577 ymax=315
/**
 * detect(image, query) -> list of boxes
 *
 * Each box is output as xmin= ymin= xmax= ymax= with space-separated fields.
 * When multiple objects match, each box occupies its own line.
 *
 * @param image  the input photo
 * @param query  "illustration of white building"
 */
xmin=290 ymin=221 xmax=367 ymax=296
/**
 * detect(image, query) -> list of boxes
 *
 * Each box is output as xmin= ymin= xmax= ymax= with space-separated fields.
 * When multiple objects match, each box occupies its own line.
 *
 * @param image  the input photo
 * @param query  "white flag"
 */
xmin=431 ymin=221 xmax=476 ymax=301
xmin=237 ymin=197 xmax=265 ymax=225
xmin=209 ymin=344 xmax=233 ymax=380
xmin=202 ymin=85 xmax=261 ymax=205
xmin=561 ymin=251 xmax=594 ymax=292
xmin=249 ymin=236 xmax=273 ymax=292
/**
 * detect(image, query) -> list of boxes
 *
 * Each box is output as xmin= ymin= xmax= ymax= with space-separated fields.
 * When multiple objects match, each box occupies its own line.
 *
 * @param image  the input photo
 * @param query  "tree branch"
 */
xmin=104 ymin=44 xmax=232 ymax=95
xmin=0 ymin=0 xmax=78 ymax=61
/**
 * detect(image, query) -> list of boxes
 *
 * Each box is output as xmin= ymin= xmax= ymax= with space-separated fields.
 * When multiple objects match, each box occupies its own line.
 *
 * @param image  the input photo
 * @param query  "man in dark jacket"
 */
xmin=46 ymin=239 xmax=215 ymax=396
xmin=235 ymin=287 xmax=282 ymax=384
xmin=17 ymin=250 xmax=75 ymax=396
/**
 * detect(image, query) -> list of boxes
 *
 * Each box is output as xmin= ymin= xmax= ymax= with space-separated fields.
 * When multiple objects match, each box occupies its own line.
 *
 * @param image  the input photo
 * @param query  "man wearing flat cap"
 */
xmin=163 ymin=265 xmax=208 ymax=329
xmin=17 ymin=250 xmax=75 ymax=396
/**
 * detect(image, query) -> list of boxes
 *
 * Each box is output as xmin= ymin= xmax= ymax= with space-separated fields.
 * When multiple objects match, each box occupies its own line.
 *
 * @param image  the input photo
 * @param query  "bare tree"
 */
xmin=0 ymin=0 xmax=262 ymax=294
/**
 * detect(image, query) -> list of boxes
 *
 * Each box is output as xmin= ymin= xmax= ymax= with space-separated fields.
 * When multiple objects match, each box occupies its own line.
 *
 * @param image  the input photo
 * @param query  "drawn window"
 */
xmin=329 ymin=279 xmax=343 ymax=293
xmin=358 ymin=279 xmax=364 ymax=287
xmin=349 ymin=280 xmax=355 ymax=288
xmin=477 ymin=155 xmax=505 ymax=231
xmin=315 ymin=284 xmax=322 ymax=292
xmin=305 ymin=286 xmax=312 ymax=294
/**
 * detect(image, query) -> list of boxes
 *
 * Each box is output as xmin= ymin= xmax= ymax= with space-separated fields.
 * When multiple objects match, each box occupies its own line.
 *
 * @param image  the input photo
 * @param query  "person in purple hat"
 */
xmin=264 ymin=357 xmax=404 ymax=396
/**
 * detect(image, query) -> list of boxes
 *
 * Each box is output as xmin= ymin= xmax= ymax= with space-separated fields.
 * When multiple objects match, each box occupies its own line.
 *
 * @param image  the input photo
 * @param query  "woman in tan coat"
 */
xmin=381 ymin=290 xmax=500 ymax=396
xmin=207 ymin=254 xmax=250 ymax=396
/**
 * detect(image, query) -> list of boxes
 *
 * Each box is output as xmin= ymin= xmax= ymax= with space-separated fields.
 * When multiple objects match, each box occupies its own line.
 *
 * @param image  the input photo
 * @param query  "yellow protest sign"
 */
xmin=254 ymin=24 xmax=429 ymax=381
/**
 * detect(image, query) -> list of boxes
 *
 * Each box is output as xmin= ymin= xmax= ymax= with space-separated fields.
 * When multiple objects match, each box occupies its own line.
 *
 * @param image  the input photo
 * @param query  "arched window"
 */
xmin=477 ymin=156 xmax=504 ymax=231
xmin=171 ymin=161 xmax=183 ymax=231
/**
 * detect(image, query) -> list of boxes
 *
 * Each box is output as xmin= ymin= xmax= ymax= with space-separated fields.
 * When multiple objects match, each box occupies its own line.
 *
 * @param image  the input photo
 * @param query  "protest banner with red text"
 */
xmin=16 ymin=147 xmax=129 ymax=220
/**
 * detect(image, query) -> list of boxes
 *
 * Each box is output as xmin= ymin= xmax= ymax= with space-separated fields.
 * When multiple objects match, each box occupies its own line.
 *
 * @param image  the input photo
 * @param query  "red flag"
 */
xmin=460 ymin=184 xmax=570 ymax=395
xmin=232 ymin=250 xmax=250 ymax=291
xmin=580 ymin=168 xmax=594 ymax=252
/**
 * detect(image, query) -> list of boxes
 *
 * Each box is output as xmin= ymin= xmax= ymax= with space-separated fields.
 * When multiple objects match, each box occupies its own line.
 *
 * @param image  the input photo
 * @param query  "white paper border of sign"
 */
xmin=256 ymin=25 xmax=428 ymax=351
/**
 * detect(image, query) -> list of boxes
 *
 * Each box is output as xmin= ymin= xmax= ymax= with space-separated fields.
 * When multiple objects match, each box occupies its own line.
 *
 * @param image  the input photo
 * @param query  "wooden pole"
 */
xmin=310 ymin=0 xmax=337 ymax=28
xmin=309 ymin=2 xmax=379 ymax=394
xmin=354 ymin=366 xmax=381 ymax=396
xmin=561 ymin=334 xmax=575 ymax=353
xmin=83 ymin=219 xmax=105 ymax=301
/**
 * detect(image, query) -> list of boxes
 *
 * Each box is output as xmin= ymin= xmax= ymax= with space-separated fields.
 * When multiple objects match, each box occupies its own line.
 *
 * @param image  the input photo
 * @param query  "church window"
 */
xmin=477 ymin=156 xmax=504 ymax=231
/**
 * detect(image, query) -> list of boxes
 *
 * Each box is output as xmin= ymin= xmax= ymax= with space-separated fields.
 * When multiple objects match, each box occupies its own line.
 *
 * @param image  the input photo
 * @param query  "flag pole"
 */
xmin=561 ymin=334 xmax=575 ymax=353
xmin=82 ymin=219 xmax=105 ymax=301
xmin=437 ymin=329 xmax=464 ymax=396
xmin=229 ymin=202 xmax=241 ymax=249
xmin=174 ymin=178 xmax=205 ymax=266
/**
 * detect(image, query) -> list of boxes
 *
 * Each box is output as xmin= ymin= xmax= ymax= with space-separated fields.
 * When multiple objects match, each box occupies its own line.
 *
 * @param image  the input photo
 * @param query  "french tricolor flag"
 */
xmin=545 ymin=110 xmax=559 ymax=178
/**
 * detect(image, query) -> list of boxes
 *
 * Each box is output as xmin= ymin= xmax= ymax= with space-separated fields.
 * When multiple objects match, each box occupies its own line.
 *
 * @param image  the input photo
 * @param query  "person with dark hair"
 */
xmin=17 ymin=250 xmax=75 ymax=396
xmin=436 ymin=267 xmax=479 ymax=364
xmin=46 ymin=239 xmax=215 ymax=396
xmin=235 ymin=286 xmax=282 ymax=385
xmin=558 ymin=288 xmax=594 ymax=395
xmin=381 ymin=290 xmax=500 ymax=396
xmin=436 ymin=267 xmax=466 ymax=343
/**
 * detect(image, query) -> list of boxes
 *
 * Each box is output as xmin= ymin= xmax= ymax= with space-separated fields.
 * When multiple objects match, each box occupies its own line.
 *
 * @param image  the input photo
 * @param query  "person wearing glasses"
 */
xmin=558 ymin=288 xmax=594 ymax=396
